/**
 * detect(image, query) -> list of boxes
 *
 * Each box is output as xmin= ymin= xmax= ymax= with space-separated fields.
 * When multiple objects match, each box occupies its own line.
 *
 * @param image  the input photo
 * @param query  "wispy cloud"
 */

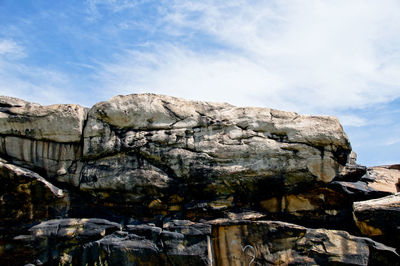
xmin=85 ymin=0 xmax=139 ymax=21
xmin=94 ymin=0 xmax=400 ymax=116
xmin=0 ymin=39 xmax=86 ymax=105
xmin=0 ymin=0 xmax=399 ymax=165
xmin=338 ymin=115 xmax=367 ymax=127
xmin=0 ymin=39 xmax=25 ymax=58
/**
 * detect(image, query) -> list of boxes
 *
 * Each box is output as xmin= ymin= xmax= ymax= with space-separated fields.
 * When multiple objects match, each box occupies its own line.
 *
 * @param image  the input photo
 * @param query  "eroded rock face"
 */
xmin=14 ymin=218 xmax=400 ymax=266
xmin=0 ymin=94 xmax=352 ymax=216
xmin=13 ymin=218 xmax=121 ymax=265
xmin=354 ymin=193 xmax=400 ymax=251
xmin=0 ymin=158 xmax=70 ymax=264
xmin=2 ymin=93 xmax=399 ymax=265
xmin=0 ymin=96 xmax=86 ymax=186
xmin=0 ymin=96 xmax=87 ymax=142
xmin=0 ymin=157 xmax=67 ymax=228
xmin=80 ymin=220 xmax=212 ymax=266
xmin=210 ymin=219 xmax=399 ymax=265
xmin=80 ymin=94 xmax=351 ymax=215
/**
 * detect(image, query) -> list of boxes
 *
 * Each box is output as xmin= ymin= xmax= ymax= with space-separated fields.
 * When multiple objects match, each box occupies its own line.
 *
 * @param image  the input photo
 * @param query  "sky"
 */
xmin=0 ymin=0 xmax=399 ymax=166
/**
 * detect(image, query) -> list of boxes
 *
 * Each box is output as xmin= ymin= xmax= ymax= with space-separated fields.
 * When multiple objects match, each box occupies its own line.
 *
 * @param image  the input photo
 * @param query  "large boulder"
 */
xmin=80 ymin=94 xmax=351 ymax=216
xmin=2 ymin=93 xmax=400 ymax=265
xmin=0 ymin=96 xmax=87 ymax=142
xmin=0 ymin=96 xmax=87 ymax=185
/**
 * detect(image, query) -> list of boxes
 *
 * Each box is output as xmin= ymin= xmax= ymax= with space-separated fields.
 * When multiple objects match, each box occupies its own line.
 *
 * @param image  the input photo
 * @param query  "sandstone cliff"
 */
xmin=0 ymin=94 xmax=399 ymax=265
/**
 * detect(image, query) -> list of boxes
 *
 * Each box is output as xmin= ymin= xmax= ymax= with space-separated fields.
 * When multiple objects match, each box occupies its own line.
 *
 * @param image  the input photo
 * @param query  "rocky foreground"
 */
xmin=0 ymin=94 xmax=399 ymax=265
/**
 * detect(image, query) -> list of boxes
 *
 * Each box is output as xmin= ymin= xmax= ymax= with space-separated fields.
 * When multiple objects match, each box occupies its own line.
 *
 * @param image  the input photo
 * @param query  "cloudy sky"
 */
xmin=0 ymin=0 xmax=399 ymax=166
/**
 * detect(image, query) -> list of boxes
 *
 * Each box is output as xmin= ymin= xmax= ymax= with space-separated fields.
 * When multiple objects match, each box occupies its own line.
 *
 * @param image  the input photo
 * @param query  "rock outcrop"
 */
xmin=11 ymin=218 xmax=399 ymax=265
xmin=0 ymin=157 xmax=68 ymax=240
xmin=210 ymin=219 xmax=398 ymax=265
xmin=0 ymin=96 xmax=86 ymax=186
xmin=354 ymin=193 xmax=400 ymax=251
xmin=0 ymin=93 xmax=399 ymax=265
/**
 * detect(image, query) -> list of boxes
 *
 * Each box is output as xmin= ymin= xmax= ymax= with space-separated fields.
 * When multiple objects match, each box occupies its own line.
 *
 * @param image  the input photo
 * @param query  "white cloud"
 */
xmin=337 ymin=115 xmax=367 ymax=127
xmin=95 ymin=0 xmax=400 ymax=115
xmin=384 ymin=138 xmax=400 ymax=146
xmin=85 ymin=0 xmax=139 ymax=21
xmin=0 ymin=63 xmax=81 ymax=105
xmin=0 ymin=39 xmax=25 ymax=58
xmin=0 ymin=45 xmax=86 ymax=106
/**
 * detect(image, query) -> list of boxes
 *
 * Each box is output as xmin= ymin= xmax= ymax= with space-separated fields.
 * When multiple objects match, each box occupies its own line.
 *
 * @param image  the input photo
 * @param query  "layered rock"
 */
xmin=1 ymin=93 xmax=399 ymax=265
xmin=354 ymin=193 xmax=400 ymax=251
xmin=13 ymin=218 xmax=121 ymax=265
xmin=80 ymin=94 xmax=351 ymax=217
xmin=14 ymin=218 xmax=399 ymax=265
xmin=0 ymin=157 xmax=67 ymax=229
xmin=0 ymin=96 xmax=86 ymax=186
xmin=210 ymin=219 xmax=399 ymax=265
xmin=0 ymin=158 xmax=69 ymax=264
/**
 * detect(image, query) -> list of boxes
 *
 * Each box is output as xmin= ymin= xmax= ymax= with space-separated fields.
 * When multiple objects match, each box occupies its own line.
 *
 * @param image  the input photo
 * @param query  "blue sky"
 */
xmin=0 ymin=0 xmax=399 ymax=166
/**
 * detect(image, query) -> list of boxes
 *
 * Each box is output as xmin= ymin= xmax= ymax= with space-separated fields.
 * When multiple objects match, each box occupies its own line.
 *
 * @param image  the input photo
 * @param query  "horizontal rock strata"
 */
xmin=354 ymin=193 xmax=400 ymax=251
xmin=1 ymin=93 xmax=399 ymax=265
xmin=12 ymin=218 xmax=399 ymax=265
xmin=0 ymin=94 xmax=353 ymax=219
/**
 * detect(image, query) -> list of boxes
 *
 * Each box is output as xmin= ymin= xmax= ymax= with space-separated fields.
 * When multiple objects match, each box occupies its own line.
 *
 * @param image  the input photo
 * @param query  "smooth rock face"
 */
xmin=353 ymin=193 xmax=400 ymax=251
xmin=81 ymin=94 xmax=351 ymax=213
xmin=363 ymin=166 xmax=400 ymax=194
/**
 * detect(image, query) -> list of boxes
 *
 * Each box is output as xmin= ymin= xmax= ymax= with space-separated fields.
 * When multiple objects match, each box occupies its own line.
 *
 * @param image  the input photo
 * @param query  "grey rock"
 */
xmin=80 ymin=93 xmax=351 ymax=215
xmin=0 ymin=96 xmax=87 ymax=143
xmin=12 ymin=218 xmax=121 ymax=265
xmin=79 ymin=220 xmax=212 ymax=266
xmin=29 ymin=218 xmax=121 ymax=239
xmin=0 ymin=96 xmax=86 ymax=186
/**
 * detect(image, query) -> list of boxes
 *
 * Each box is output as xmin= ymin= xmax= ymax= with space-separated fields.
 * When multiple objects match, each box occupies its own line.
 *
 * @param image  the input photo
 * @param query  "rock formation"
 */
xmin=0 ymin=94 xmax=399 ymax=265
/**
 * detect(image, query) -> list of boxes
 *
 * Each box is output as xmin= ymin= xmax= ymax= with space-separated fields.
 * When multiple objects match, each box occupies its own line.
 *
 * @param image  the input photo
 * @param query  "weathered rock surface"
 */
xmin=79 ymin=220 xmax=212 ymax=265
xmin=0 ymin=93 xmax=354 ymax=220
xmin=1 ymin=93 xmax=399 ymax=265
xmin=13 ymin=218 xmax=121 ymax=265
xmin=0 ymin=157 xmax=67 ymax=230
xmin=0 ymin=96 xmax=87 ymax=142
xmin=354 ymin=193 xmax=400 ymax=251
xmin=80 ymin=94 xmax=351 ymax=217
xmin=332 ymin=165 xmax=400 ymax=197
xmin=0 ymin=157 xmax=70 ymax=264
xmin=0 ymin=96 xmax=86 ymax=186
xmin=13 ymin=218 xmax=400 ymax=265
xmin=210 ymin=219 xmax=399 ymax=265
